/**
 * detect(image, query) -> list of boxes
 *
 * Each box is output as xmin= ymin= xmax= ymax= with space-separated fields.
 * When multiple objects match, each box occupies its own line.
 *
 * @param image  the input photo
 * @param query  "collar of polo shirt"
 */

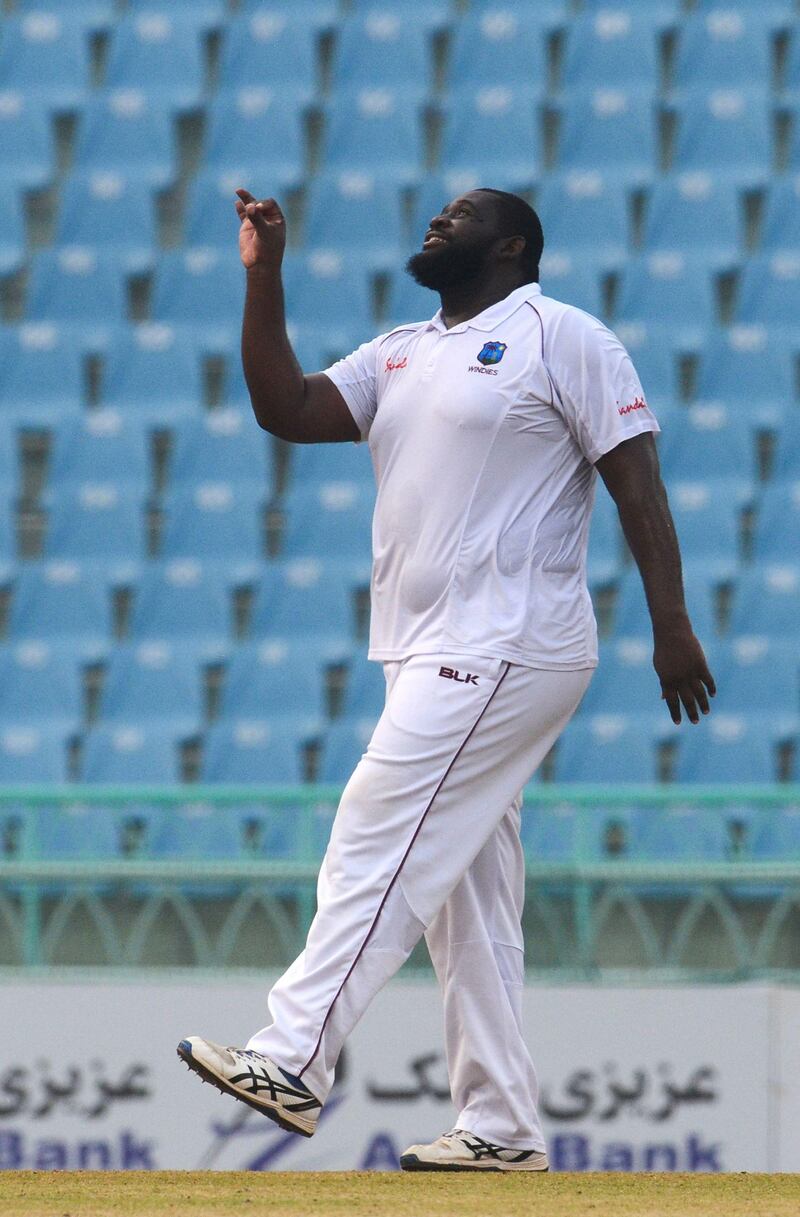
xmin=426 ymin=282 xmax=543 ymax=334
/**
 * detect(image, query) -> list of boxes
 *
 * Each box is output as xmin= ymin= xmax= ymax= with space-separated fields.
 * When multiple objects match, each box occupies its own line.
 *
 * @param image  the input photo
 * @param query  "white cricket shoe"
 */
xmin=177 ymin=1036 xmax=321 ymax=1137
xmin=400 ymin=1128 xmax=549 ymax=1172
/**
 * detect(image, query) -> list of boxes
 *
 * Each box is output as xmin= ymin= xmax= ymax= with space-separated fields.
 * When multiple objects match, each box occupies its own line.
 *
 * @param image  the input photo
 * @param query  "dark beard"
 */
xmin=405 ymin=241 xmax=490 ymax=291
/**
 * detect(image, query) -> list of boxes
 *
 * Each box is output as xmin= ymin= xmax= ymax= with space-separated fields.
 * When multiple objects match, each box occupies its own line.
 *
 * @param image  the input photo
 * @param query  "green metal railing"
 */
xmin=1 ymin=785 xmax=799 ymax=977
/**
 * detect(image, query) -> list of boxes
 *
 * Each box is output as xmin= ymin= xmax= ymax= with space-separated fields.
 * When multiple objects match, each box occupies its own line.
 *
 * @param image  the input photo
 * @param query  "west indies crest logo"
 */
xmin=477 ymin=341 xmax=508 ymax=366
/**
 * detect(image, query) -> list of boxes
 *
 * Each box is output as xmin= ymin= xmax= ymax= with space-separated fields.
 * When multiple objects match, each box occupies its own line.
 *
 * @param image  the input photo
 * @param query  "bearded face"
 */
xmin=405 ymin=234 xmax=496 ymax=292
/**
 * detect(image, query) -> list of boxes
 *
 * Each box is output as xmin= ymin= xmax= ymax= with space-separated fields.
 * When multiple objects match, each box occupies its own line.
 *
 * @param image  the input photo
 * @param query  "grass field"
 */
xmin=0 ymin=1172 xmax=799 ymax=1217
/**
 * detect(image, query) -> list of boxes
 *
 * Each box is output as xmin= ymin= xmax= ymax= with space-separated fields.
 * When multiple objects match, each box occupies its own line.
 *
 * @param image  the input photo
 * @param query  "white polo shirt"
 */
xmin=323 ymin=282 xmax=659 ymax=669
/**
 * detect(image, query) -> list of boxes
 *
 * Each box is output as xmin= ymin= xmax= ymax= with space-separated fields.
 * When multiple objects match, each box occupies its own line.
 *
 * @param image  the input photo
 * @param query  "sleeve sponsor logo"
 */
xmin=618 ymin=396 xmax=648 ymax=416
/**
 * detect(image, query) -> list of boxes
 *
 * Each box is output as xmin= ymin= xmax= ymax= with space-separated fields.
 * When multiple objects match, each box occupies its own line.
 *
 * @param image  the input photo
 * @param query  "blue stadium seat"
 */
xmin=103 ymin=13 xmax=206 ymax=110
xmin=219 ymin=639 xmax=331 ymax=722
xmin=288 ymin=440 xmax=374 ymax=488
xmin=564 ymin=0 xmax=673 ymax=9
xmin=664 ymin=480 xmax=742 ymax=572
xmin=782 ymin=32 xmax=800 ymax=99
xmin=38 ymin=804 xmax=123 ymax=861
xmin=749 ymin=805 xmax=800 ymax=862
xmin=0 ymin=415 xmax=19 ymax=490
xmin=638 ymin=805 xmax=729 ymax=862
xmin=16 ymin=0 xmax=114 ymax=28
xmin=249 ymin=558 xmax=362 ymax=643
xmin=521 ymin=802 xmax=649 ymax=862
xmin=26 ymin=249 xmax=128 ymax=331
xmin=658 ymin=403 xmax=756 ymax=484
xmin=170 ymin=409 xmax=271 ymax=489
xmin=81 ymin=724 xmax=183 ymax=784
xmin=774 ymin=414 xmax=800 ymax=479
xmin=36 ymin=803 xmax=165 ymax=860
xmin=0 ymin=496 xmax=15 ymax=572
xmin=73 ymin=92 xmax=177 ymax=188
xmin=99 ymin=640 xmax=204 ymax=731
xmin=281 ymin=481 xmax=375 ymax=560
xmin=0 ymin=93 xmax=54 ymax=190
xmin=54 ymin=173 xmax=158 ymax=272
xmin=332 ymin=12 xmax=432 ymax=91
xmin=735 ymin=254 xmax=800 ymax=328
xmin=150 ymin=250 xmax=242 ymax=342
xmin=183 ymin=172 xmax=246 ymax=248
xmin=160 ymin=483 xmax=266 ymax=565
xmin=673 ymin=10 xmax=776 ymax=90
xmin=0 ymin=725 xmax=71 ymax=784
xmin=730 ymin=564 xmax=800 ymax=637
xmin=101 ymin=325 xmax=203 ymax=418
xmin=714 ymin=636 xmax=799 ymax=718
xmin=553 ymin=714 xmax=660 ymax=782
xmin=759 ymin=176 xmax=800 ymax=254
xmin=642 ymin=174 xmax=742 ymax=265
xmin=200 ymin=718 xmax=314 ymax=784
xmin=158 ymin=800 xmax=303 ymax=862
xmin=128 ymin=560 xmax=233 ymax=656
xmin=614 ymin=563 xmax=719 ymax=643
xmin=0 ymin=640 xmax=82 ymax=727
xmin=283 ymin=251 xmax=373 ymax=332
xmin=8 ymin=561 xmax=112 ymax=660
xmin=0 ymin=13 xmax=92 ymax=109
xmin=561 ymin=10 xmax=660 ymax=89
xmin=673 ymin=716 xmax=780 ymax=783
xmin=44 ymin=484 xmax=146 ymax=563
xmin=556 ymin=89 xmax=658 ymax=184
xmin=752 ymin=481 xmax=800 ymax=562
xmin=384 ymin=272 xmax=442 ymax=327
xmin=580 ymin=636 xmax=666 ymax=716
xmin=0 ymin=183 xmax=25 ymax=275
xmin=321 ymin=90 xmax=425 ymax=183
xmin=538 ymin=253 xmax=605 ymax=317
xmin=445 ymin=9 xmax=548 ymax=91
xmin=203 ymin=90 xmax=307 ymax=188
xmin=536 ymin=173 xmax=629 ymax=268
xmin=612 ymin=323 xmax=681 ymax=410
xmin=519 ymin=802 xmax=582 ymax=863
xmin=348 ymin=0 xmax=451 ymax=27
xmin=587 ymin=488 xmax=623 ymax=581
xmin=0 ymin=324 xmax=83 ymax=422
xmin=670 ymin=90 xmax=773 ymax=185
xmin=693 ymin=326 xmax=794 ymax=426
xmin=614 ymin=253 xmax=718 ymax=336
xmin=319 ymin=718 xmax=374 ymax=783
xmin=439 ymin=88 xmax=541 ymax=191
xmin=218 ymin=13 xmax=320 ymax=96
xmin=340 ymin=651 xmax=386 ymax=721
xmin=49 ymin=412 xmax=150 ymax=490
xmin=303 ymin=173 xmax=405 ymax=271
xmin=125 ymin=0 xmax=224 ymax=26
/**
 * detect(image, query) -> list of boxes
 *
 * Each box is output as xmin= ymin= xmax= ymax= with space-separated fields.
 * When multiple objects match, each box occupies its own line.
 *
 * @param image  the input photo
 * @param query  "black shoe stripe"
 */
xmin=176 ymin=1043 xmax=316 ymax=1138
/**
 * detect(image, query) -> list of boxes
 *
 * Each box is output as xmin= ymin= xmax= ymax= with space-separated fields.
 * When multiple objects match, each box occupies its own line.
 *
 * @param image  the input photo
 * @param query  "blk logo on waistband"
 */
xmin=439 ymin=666 xmax=479 ymax=685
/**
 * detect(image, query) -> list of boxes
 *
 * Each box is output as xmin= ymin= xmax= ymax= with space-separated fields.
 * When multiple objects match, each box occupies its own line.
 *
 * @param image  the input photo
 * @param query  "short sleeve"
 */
xmin=322 ymin=336 xmax=384 ymax=441
xmin=548 ymin=312 xmax=660 ymax=464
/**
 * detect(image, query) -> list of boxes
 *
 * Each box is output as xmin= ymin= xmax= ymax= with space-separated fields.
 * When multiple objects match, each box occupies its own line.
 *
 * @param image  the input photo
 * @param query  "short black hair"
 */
xmin=475 ymin=188 xmax=544 ymax=282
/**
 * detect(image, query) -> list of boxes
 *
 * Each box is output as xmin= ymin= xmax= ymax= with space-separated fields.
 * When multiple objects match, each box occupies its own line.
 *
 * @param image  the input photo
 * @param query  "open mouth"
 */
xmin=423 ymin=233 xmax=449 ymax=248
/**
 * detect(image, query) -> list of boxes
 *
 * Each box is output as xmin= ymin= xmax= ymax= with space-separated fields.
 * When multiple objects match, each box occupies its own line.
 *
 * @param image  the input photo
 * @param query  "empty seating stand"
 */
xmin=0 ymin=0 xmax=797 ymax=794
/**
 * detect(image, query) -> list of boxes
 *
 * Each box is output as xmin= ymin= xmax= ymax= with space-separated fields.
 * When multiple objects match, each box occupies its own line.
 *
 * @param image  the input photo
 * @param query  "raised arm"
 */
xmin=595 ymin=432 xmax=716 ymax=725
xmin=235 ymin=190 xmax=360 ymax=444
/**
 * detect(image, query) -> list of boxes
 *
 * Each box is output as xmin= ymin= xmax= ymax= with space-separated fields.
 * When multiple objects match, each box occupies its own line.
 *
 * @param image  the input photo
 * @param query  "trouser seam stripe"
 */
xmin=297 ymin=660 xmax=512 ymax=1080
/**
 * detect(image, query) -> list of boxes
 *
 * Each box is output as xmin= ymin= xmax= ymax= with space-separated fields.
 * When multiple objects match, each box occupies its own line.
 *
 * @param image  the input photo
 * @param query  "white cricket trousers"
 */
xmin=247 ymin=653 xmax=592 ymax=1150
